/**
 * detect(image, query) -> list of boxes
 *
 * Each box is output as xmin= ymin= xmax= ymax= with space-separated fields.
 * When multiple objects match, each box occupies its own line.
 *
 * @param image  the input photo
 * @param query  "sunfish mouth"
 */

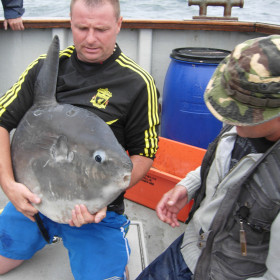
xmin=123 ymin=173 xmax=131 ymax=187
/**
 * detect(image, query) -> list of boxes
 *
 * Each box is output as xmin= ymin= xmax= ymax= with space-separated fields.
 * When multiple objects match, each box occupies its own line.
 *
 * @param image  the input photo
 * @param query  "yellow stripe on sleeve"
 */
xmin=0 ymin=46 xmax=75 ymax=118
xmin=116 ymin=53 xmax=159 ymax=157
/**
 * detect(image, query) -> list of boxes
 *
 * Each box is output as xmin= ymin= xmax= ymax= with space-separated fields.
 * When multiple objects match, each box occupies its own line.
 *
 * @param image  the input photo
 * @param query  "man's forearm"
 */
xmin=128 ymin=155 xmax=153 ymax=189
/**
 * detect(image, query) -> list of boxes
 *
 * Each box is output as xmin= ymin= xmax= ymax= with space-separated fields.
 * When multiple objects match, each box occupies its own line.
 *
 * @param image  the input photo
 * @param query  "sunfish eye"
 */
xmin=93 ymin=150 xmax=106 ymax=163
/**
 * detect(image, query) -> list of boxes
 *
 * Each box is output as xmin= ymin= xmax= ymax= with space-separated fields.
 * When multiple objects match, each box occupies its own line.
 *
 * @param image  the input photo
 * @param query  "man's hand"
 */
xmin=156 ymin=185 xmax=188 ymax=228
xmin=4 ymin=17 xmax=24 ymax=31
xmin=69 ymin=205 xmax=107 ymax=227
xmin=5 ymin=181 xmax=41 ymax=222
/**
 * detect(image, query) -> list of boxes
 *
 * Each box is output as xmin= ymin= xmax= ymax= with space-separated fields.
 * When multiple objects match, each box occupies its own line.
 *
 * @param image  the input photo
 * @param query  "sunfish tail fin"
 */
xmin=34 ymin=35 xmax=60 ymax=105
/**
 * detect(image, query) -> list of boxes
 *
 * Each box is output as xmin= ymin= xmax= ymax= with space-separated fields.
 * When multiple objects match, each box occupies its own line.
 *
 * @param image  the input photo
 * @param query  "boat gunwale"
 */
xmin=0 ymin=19 xmax=280 ymax=34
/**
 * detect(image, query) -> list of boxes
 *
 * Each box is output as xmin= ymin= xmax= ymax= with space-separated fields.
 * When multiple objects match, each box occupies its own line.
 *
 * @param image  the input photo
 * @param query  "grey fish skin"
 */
xmin=11 ymin=36 xmax=132 ymax=223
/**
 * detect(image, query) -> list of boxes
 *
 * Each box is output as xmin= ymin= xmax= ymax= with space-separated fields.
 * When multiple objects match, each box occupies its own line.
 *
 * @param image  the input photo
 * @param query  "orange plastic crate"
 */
xmin=125 ymin=137 xmax=206 ymax=222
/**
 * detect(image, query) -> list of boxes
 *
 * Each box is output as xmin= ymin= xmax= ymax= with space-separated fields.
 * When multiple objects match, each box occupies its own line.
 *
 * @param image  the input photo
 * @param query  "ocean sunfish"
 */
xmin=11 ymin=36 xmax=133 ymax=223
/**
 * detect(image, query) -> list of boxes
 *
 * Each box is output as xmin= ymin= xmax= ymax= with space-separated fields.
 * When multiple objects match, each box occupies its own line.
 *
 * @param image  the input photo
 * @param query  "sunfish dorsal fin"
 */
xmin=34 ymin=35 xmax=60 ymax=106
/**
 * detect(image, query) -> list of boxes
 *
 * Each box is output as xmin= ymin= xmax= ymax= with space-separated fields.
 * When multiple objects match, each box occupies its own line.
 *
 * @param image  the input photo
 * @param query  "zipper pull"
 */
xmin=240 ymin=220 xmax=247 ymax=256
xmin=237 ymin=205 xmax=249 ymax=256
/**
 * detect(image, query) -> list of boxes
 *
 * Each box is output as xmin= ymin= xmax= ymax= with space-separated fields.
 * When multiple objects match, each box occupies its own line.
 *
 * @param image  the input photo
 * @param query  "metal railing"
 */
xmin=189 ymin=0 xmax=244 ymax=20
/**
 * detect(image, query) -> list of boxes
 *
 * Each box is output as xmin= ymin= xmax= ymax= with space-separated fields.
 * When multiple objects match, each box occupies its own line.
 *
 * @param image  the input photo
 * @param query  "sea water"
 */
xmin=0 ymin=0 xmax=279 ymax=25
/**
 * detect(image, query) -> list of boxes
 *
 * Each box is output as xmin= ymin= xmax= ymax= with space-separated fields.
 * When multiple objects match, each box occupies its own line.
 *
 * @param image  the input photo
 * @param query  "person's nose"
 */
xmin=86 ymin=29 xmax=96 ymax=44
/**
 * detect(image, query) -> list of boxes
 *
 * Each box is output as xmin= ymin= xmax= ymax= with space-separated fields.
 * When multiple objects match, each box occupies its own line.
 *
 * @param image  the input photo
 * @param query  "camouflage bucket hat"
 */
xmin=204 ymin=35 xmax=280 ymax=126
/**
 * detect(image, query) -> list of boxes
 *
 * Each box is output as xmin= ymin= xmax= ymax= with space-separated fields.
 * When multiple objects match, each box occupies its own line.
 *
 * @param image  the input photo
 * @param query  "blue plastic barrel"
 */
xmin=161 ymin=48 xmax=230 ymax=149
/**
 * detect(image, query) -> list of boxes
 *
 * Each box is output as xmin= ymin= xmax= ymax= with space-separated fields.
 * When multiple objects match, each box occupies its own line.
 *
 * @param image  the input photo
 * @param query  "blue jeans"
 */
xmin=136 ymin=234 xmax=193 ymax=280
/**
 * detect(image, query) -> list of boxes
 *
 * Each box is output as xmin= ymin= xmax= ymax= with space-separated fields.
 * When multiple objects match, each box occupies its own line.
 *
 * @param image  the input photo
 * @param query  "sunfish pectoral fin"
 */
xmin=34 ymin=35 xmax=60 ymax=106
xmin=50 ymin=135 xmax=74 ymax=162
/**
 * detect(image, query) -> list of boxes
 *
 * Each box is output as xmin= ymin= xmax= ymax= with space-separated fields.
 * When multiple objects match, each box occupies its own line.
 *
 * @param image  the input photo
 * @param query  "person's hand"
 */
xmin=69 ymin=205 xmax=107 ymax=227
xmin=4 ymin=17 xmax=24 ymax=31
xmin=156 ymin=185 xmax=188 ymax=228
xmin=5 ymin=181 xmax=41 ymax=222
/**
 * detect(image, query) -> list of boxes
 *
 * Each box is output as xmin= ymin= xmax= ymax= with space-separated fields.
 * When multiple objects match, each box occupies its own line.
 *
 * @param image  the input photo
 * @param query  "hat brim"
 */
xmin=204 ymin=56 xmax=280 ymax=126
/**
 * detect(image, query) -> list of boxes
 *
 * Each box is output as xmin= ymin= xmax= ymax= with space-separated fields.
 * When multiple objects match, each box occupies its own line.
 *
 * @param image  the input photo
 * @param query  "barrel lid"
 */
xmin=170 ymin=47 xmax=231 ymax=64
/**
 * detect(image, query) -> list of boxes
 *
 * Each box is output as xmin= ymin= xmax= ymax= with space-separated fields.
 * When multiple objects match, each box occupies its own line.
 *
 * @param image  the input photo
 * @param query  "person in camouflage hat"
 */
xmin=205 ymin=34 xmax=280 ymax=126
xmin=136 ymin=35 xmax=280 ymax=280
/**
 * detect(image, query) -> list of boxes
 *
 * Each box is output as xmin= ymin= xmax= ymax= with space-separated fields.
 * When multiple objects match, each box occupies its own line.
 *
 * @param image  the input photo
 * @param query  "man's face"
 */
xmin=70 ymin=0 xmax=122 ymax=63
xmin=236 ymin=116 xmax=280 ymax=142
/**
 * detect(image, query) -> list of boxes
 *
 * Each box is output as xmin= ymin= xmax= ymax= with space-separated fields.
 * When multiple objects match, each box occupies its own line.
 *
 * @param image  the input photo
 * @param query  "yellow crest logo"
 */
xmin=90 ymin=88 xmax=112 ymax=109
